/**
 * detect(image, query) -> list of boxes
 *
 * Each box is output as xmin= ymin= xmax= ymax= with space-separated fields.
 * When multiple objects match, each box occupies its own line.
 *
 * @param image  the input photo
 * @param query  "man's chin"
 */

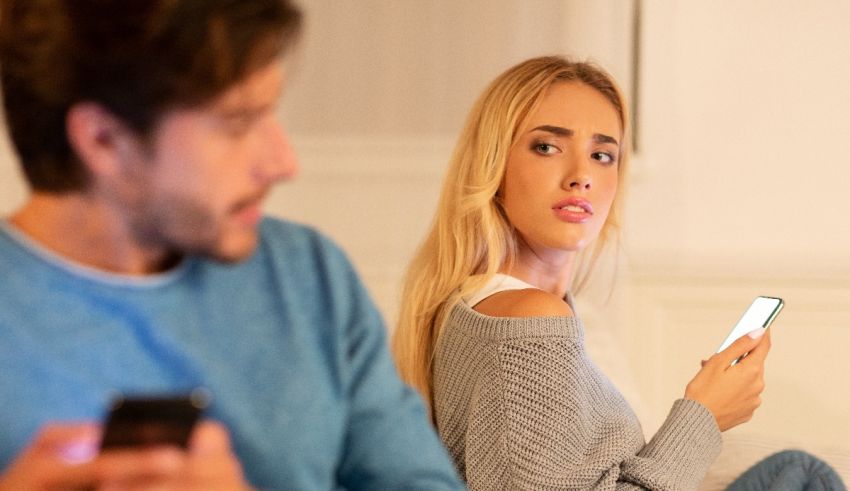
xmin=209 ymin=250 xmax=255 ymax=264
xmin=202 ymin=231 xmax=260 ymax=264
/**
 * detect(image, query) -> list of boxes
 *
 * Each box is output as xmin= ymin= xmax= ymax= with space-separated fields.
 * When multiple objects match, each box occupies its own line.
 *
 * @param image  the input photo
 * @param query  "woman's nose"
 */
xmin=569 ymin=175 xmax=591 ymax=190
xmin=563 ymin=154 xmax=592 ymax=191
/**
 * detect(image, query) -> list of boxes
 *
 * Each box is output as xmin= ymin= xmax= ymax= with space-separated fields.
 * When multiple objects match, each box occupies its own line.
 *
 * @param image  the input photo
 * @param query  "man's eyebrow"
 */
xmin=219 ymin=102 xmax=275 ymax=119
xmin=530 ymin=125 xmax=619 ymax=146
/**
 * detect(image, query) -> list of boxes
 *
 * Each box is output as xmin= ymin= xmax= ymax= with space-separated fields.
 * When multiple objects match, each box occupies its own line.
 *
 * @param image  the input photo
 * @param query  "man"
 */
xmin=0 ymin=1 xmax=463 ymax=489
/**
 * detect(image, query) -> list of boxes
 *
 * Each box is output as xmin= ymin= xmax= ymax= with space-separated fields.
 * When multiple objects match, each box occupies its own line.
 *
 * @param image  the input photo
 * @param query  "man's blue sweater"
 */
xmin=0 ymin=218 xmax=463 ymax=490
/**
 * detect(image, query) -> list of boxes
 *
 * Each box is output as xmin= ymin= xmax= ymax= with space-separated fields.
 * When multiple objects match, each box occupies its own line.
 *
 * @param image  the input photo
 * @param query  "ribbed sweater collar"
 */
xmin=448 ymin=301 xmax=584 ymax=342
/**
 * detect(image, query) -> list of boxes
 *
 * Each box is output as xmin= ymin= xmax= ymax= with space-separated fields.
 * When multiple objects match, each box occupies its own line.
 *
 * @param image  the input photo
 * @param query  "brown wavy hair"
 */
xmin=0 ymin=0 xmax=302 ymax=192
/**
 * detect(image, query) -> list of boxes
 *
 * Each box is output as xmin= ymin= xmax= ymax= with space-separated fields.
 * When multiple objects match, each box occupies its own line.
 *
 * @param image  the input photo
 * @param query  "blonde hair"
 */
xmin=392 ymin=56 xmax=630 ymax=413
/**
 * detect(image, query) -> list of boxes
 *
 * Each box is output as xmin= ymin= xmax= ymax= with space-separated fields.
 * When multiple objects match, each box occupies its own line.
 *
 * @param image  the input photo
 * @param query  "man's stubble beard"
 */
xmin=130 ymin=192 xmax=248 ymax=265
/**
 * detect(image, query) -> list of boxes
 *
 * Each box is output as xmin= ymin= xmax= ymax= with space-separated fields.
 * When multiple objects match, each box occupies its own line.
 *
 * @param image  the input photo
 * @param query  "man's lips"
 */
xmin=552 ymin=197 xmax=593 ymax=223
xmin=232 ymin=190 xmax=268 ymax=212
xmin=234 ymin=204 xmax=262 ymax=226
xmin=232 ymin=192 xmax=267 ymax=225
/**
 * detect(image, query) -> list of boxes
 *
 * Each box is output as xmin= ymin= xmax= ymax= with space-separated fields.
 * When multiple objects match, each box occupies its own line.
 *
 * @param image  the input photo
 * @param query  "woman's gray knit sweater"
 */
xmin=433 ymin=301 xmax=722 ymax=490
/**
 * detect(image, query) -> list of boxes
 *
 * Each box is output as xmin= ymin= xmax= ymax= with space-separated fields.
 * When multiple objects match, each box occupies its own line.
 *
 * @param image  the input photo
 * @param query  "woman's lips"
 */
xmin=552 ymin=197 xmax=593 ymax=223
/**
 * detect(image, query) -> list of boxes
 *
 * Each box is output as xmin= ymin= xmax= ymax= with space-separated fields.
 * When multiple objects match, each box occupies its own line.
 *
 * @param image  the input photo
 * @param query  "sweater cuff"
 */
xmin=628 ymin=399 xmax=722 ymax=489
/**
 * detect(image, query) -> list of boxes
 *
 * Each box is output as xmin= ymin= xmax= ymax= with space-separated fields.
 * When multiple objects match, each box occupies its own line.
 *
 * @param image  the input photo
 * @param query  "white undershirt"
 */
xmin=463 ymin=273 xmax=577 ymax=313
xmin=463 ymin=274 xmax=538 ymax=307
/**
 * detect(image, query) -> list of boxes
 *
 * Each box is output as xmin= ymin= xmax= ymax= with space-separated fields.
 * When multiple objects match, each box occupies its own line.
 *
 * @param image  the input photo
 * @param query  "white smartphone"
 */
xmin=716 ymin=296 xmax=784 ymax=363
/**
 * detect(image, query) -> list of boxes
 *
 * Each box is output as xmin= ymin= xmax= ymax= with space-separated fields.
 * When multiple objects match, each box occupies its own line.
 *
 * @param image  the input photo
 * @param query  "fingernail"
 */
xmin=58 ymin=441 xmax=98 ymax=465
xmin=154 ymin=448 xmax=185 ymax=471
xmin=747 ymin=328 xmax=766 ymax=339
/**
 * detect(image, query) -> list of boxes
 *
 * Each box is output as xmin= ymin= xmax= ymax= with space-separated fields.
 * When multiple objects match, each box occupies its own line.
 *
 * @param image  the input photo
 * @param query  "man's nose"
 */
xmin=256 ymin=119 xmax=299 ymax=183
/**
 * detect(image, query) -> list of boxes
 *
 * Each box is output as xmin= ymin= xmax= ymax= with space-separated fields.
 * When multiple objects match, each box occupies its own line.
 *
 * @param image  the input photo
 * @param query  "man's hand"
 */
xmin=0 ymin=421 xmax=251 ymax=490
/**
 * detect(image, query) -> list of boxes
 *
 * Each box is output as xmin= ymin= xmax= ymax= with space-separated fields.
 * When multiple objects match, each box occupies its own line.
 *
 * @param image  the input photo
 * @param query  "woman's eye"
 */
xmin=592 ymin=152 xmax=616 ymax=164
xmin=534 ymin=143 xmax=558 ymax=155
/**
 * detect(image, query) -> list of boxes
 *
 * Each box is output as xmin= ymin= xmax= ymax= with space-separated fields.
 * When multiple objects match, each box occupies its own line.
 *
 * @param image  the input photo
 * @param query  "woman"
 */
xmin=393 ymin=56 xmax=844 ymax=490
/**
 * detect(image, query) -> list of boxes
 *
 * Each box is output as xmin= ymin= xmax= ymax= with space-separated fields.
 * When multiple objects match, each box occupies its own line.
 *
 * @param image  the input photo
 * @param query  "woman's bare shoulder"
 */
xmin=473 ymin=288 xmax=574 ymax=318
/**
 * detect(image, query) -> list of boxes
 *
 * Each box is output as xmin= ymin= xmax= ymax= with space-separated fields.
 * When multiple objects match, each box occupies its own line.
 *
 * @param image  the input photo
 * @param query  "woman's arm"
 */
xmin=443 ymin=289 xmax=768 ymax=489
xmin=463 ymin=335 xmax=721 ymax=490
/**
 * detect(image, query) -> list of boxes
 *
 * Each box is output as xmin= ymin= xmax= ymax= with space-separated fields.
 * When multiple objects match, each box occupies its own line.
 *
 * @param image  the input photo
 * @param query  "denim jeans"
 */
xmin=726 ymin=450 xmax=846 ymax=491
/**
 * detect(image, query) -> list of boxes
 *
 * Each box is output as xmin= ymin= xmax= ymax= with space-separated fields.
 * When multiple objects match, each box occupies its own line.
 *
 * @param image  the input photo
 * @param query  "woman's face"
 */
xmin=501 ymin=81 xmax=622 ymax=263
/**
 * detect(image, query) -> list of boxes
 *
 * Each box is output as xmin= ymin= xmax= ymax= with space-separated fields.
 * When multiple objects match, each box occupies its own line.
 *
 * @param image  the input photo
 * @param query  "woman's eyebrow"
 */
xmin=530 ymin=124 xmax=572 ymax=136
xmin=530 ymin=125 xmax=619 ymax=146
xmin=594 ymin=134 xmax=619 ymax=145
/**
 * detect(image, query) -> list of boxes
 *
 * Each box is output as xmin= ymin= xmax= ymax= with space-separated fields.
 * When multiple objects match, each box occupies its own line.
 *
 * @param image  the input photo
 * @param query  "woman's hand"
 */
xmin=684 ymin=328 xmax=771 ymax=431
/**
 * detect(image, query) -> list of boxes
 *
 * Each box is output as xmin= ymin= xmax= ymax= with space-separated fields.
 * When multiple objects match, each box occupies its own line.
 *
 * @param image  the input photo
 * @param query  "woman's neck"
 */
xmin=501 ymin=246 xmax=576 ymax=298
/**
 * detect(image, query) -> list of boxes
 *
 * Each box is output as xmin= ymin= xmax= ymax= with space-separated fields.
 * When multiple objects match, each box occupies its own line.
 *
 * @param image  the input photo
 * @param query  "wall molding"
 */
xmin=290 ymin=136 xmax=455 ymax=178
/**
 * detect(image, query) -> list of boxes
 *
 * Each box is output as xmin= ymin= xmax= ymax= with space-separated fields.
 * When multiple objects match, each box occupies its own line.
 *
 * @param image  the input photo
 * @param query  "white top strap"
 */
xmin=463 ymin=273 xmax=577 ymax=313
xmin=463 ymin=274 xmax=538 ymax=307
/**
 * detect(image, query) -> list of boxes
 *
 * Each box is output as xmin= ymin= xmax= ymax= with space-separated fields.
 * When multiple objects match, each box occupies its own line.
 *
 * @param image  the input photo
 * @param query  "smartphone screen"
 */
xmin=100 ymin=389 xmax=210 ymax=450
xmin=717 ymin=296 xmax=784 ymax=354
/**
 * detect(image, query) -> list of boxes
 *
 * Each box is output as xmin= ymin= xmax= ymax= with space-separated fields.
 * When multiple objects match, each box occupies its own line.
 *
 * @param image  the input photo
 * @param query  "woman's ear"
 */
xmin=494 ymin=181 xmax=506 ymax=204
xmin=65 ymin=102 xmax=137 ymax=178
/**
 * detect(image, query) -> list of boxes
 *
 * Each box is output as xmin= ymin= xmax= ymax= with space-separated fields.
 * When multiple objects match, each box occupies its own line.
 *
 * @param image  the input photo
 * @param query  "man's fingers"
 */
xmin=19 ymin=423 xmax=100 ymax=467
xmin=33 ymin=423 xmax=100 ymax=448
xmin=73 ymin=447 xmax=185 ymax=486
xmin=8 ymin=443 xmax=183 ymax=489
xmin=189 ymin=421 xmax=232 ymax=455
xmin=6 ymin=422 xmax=245 ymax=490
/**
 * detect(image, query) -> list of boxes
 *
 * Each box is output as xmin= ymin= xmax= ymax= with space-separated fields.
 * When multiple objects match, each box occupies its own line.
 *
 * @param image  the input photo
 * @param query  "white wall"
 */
xmin=629 ymin=0 xmax=850 ymax=277
xmin=0 ymin=114 xmax=26 ymax=214
xmin=623 ymin=0 xmax=850 ymax=444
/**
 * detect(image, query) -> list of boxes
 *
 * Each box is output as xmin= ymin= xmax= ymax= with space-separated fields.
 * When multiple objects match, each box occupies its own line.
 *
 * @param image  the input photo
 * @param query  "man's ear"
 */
xmin=65 ymin=102 xmax=138 ymax=178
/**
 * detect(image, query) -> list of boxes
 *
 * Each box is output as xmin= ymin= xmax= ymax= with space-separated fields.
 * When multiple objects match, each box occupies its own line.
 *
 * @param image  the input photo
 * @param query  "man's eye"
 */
xmin=227 ymin=117 xmax=252 ymax=133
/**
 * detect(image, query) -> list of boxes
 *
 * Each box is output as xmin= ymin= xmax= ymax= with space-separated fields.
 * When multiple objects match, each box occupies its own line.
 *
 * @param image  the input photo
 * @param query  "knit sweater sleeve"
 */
xmin=435 ymin=305 xmax=722 ymax=491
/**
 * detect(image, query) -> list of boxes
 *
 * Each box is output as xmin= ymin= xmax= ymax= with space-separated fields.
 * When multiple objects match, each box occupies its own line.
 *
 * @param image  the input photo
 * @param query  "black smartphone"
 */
xmin=716 ymin=296 xmax=784 ymax=365
xmin=100 ymin=389 xmax=210 ymax=450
